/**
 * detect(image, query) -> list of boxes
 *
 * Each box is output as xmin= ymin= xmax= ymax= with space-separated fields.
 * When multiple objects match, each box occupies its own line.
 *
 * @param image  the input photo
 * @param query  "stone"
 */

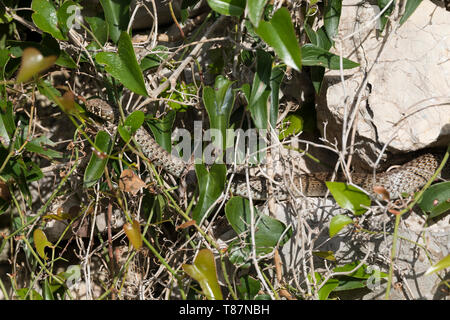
xmin=316 ymin=1 xmax=450 ymax=167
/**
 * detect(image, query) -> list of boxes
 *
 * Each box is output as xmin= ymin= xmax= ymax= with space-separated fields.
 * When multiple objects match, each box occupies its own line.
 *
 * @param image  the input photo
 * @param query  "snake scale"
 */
xmin=85 ymin=98 xmax=449 ymax=201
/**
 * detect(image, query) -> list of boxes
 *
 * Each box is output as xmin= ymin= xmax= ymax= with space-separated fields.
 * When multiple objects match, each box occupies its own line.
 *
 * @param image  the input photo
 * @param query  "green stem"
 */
xmin=142 ymin=237 xmax=186 ymax=300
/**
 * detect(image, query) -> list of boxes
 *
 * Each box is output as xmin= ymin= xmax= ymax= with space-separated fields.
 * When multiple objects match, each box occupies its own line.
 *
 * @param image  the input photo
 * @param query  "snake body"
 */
xmin=85 ymin=98 xmax=448 ymax=200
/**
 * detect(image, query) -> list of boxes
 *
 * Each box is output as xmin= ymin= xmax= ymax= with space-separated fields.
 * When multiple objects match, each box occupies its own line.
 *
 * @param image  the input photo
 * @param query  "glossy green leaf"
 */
xmin=378 ymin=0 xmax=395 ymax=31
xmin=203 ymin=76 xmax=235 ymax=155
xmin=83 ymin=131 xmax=112 ymax=187
xmin=279 ymin=113 xmax=304 ymax=140
xmin=192 ymin=164 xmax=227 ymax=223
xmin=301 ymin=44 xmax=359 ymax=69
xmin=147 ymin=110 xmax=176 ymax=152
xmin=33 ymin=229 xmax=53 ymax=260
xmin=99 ymin=0 xmax=131 ymax=43
xmin=323 ymin=0 xmax=342 ymax=41
xmin=31 ymin=0 xmax=65 ymax=40
xmin=326 ymin=182 xmax=371 ymax=216
xmin=425 ymin=254 xmax=450 ymax=276
xmin=237 ymin=275 xmax=261 ymax=300
xmin=16 ymin=47 xmax=57 ymax=83
xmin=118 ymin=110 xmax=145 ymax=143
xmin=57 ymin=1 xmax=81 ymax=37
xmin=329 ymin=214 xmax=353 ymax=237
xmin=206 ymin=0 xmax=246 ymax=16
xmin=123 ymin=220 xmax=142 ymax=250
xmin=182 ymin=248 xmax=223 ymax=300
xmin=96 ymin=32 xmax=148 ymax=97
xmin=247 ymin=0 xmax=269 ymax=27
xmin=225 ymin=196 xmax=291 ymax=265
xmin=417 ymin=182 xmax=450 ymax=219
xmin=255 ymin=7 xmax=302 ymax=71
xmin=399 ymin=0 xmax=422 ymax=25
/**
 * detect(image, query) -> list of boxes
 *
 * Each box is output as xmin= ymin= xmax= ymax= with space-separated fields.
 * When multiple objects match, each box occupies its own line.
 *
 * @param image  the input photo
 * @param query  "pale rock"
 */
xmin=317 ymin=0 xmax=450 ymax=166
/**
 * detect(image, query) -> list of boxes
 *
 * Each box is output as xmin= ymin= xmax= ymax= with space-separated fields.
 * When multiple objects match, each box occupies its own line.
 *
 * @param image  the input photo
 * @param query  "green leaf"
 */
xmin=237 ymin=275 xmax=261 ymax=300
xmin=33 ymin=229 xmax=53 ymax=260
xmin=278 ymin=113 xmax=304 ymax=140
xmin=399 ymin=0 xmax=422 ymax=25
xmin=206 ymin=0 xmax=246 ymax=16
xmin=99 ymin=0 xmax=131 ymax=43
xmin=326 ymin=182 xmax=371 ymax=216
xmin=182 ymin=248 xmax=223 ymax=300
xmin=323 ymin=0 xmax=342 ymax=41
xmin=16 ymin=47 xmax=57 ymax=84
xmin=161 ymin=82 xmax=196 ymax=112
xmin=140 ymin=45 xmax=169 ymax=71
xmin=118 ymin=110 xmax=145 ymax=143
xmin=0 ymin=100 xmax=15 ymax=147
xmin=417 ymin=182 xmax=450 ymax=219
xmin=425 ymin=254 xmax=450 ymax=276
xmin=329 ymin=214 xmax=353 ymax=237
xmin=225 ymin=196 xmax=291 ymax=265
xmin=311 ymin=272 xmax=339 ymax=300
xmin=85 ymin=16 xmax=108 ymax=46
xmin=96 ymin=32 xmax=148 ymax=97
xmin=57 ymin=1 xmax=81 ymax=37
xmin=0 ymin=49 xmax=10 ymax=81
xmin=31 ymin=0 xmax=65 ymax=40
xmin=16 ymin=288 xmax=43 ymax=300
xmin=333 ymin=277 xmax=367 ymax=292
xmin=304 ymin=24 xmax=332 ymax=51
xmin=318 ymin=278 xmax=339 ymax=300
xmin=147 ymin=110 xmax=176 ymax=152
xmin=255 ymin=7 xmax=302 ymax=71
xmin=245 ymin=50 xmax=272 ymax=130
xmin=203 ymin=76 xmax=235 ymax=155
xmin=269 ymin=64 xmax=285 ymax=129
xmin=192 ymin=164 xmax=227 ymax=223
xmin=333 ymin=261 xmax=388 ymax=279
xmin=83 ymin=131 xmax=113 ymax=187
xmin=55 ymin=50 xmax=77 ymax=69
xmin=24 ymin=135 xmax=63 ymax=159
xmin=378 ymin=0 xmax=395 ymax=31
xmin=301 ymin=44 xmax=359 ymax=69
xmin=312 ymin=250 xmax=336 ymax=261
xmin=123 ymin=220 xmax=142 ymax=250
xmin=247 ymin=0 xmax=269 ymax=27
xmin=0 ymin=6 xmax=12 ymax=24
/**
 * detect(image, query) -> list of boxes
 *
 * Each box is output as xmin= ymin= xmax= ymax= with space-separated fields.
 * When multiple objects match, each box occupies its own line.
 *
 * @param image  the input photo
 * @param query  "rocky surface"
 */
xmin=317 ymin=0 xmax=450 ymax=167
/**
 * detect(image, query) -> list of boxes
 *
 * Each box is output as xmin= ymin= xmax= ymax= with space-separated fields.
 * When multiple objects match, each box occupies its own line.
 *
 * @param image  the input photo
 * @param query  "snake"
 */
xmin=84 ymin=98 xmax=449 ymax=201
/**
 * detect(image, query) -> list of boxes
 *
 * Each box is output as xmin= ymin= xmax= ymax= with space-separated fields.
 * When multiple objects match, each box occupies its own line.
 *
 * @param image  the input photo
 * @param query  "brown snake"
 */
xmin=85 ymin=98 xmax=449 ymax=201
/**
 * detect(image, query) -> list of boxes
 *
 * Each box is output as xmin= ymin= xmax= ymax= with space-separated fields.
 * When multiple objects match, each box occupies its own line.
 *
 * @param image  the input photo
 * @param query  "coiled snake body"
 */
xmin=85 ymin=99 xmax=449 ymax=201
